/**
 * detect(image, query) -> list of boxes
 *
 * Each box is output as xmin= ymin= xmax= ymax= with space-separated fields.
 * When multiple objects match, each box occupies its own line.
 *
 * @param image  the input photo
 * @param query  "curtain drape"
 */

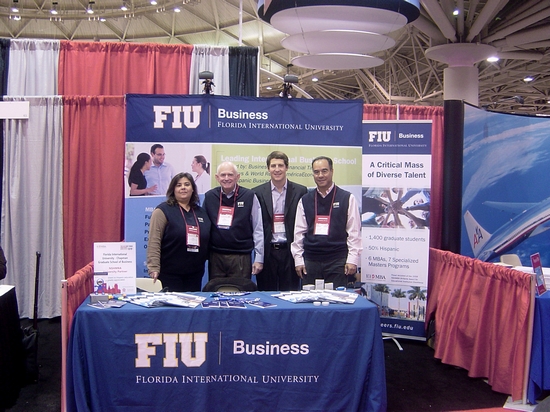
xmin=229 ymin=46 xmax=258 ymax=97
xmin=0 ymin=38 xmax=10 ymax=96
xmin=426 ymin=248 xmax=532 ymax=400
xmin=188 ymin=45 xmax=230 ymax=96
xmin=58 ymin=41 xmax=193 ymax=95
xmin=363 ymin=104 xmax=444 ymax=249
xmin=7 ymin=39 xmax=59 ymax=96
xmin=1 ymin=96 xmax=64 ymax=318
xmin=62 ymin=96 xmax=125 ymax=281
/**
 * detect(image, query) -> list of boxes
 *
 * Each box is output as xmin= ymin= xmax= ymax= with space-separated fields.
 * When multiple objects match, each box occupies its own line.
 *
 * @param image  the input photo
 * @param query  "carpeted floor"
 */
xmin=3 ymin=317 xmax=536 ymax=412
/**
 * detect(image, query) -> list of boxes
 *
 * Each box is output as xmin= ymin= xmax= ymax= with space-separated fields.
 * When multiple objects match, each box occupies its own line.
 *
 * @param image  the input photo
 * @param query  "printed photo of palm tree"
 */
xmin=366 ymin=283 xmax=427 ymax=320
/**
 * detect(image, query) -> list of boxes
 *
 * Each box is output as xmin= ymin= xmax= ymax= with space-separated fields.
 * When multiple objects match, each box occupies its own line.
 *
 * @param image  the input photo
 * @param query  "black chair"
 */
xmin=202 ymin=278 xmax=258 ymax=292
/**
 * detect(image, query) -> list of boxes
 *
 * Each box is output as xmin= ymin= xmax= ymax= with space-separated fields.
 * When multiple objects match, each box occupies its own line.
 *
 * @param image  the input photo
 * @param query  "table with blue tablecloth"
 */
xmin=528 ymin=292 xmax=550 ymax=404
xmin=66 ymin=291 xmax=386 ymax=412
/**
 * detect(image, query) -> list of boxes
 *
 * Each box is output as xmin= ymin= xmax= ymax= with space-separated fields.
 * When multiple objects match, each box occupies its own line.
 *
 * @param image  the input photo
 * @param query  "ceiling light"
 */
xmin=50 ymin=1 xmax=58 ymax=15
xmin=524 ymin=76 xmax=534 ymax=82
xmin=174 ymin=6 xmax=181 ymax=12
xmin=453 ymin=9 xmax=459 ymax=16
xmin=150 ymin=0 xmax=157 ymax=5
xmin=121 ymin=1 xmax=128 ymax=11
xmin=11 ymin=0 xmax=18 ymax=13
xmin=10 ymin=14 xmax=21 ymax=21
xmin=311 ymin=77 xmax=319 ymax=82
xmin=266 ymin=86 xmax=272 ymax=90
xmin=86 ymin=1 xmax=94 ymax=14
xmin=258 ymin=1 xmax=420 ymax=70
xmin=100 ymin=17 xmax=106 ymax=22
xmin=487 ymin=56 xmax=499 ymax=62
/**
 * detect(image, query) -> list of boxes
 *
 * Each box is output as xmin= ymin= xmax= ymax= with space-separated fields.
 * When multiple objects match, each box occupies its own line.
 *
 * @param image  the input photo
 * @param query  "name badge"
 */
xmin=273 ymin=213 xmax=285 ymax=234
xmin=217 ymin=206 xmax=234 ymax=229
xmin=187 ymin=225 xmax=200 ymax=252
xmin=314 ymin=215 xmax=330 ymax=236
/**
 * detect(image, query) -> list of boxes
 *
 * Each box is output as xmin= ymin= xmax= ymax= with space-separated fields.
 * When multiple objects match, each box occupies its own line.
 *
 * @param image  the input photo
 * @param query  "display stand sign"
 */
xmin=531 ymin=252 xmax=547 ymax=296
xmin=361 ymin=120 xmax=432 ymax=340
xmin=93 ymin=242 xmax=137 ymax=295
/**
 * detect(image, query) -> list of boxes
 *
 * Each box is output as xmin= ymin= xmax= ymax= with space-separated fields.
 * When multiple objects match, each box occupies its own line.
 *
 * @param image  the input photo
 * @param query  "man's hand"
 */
xmin=344 ymin=264 xmax=357 ymax=276
xmin=150 ymin=271 xmax=159 ymax=283
xmin=252 ymin=262 xmax=263 ymax=275
xmin=295 ymin=265 xmax=307 ymax=279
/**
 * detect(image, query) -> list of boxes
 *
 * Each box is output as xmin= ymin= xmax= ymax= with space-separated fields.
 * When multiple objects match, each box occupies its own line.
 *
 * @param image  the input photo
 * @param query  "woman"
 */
xmin=128 ymin=153 xmax=157 ymax=196
xmin=191 ymin=155 xmax=210 ymax=194
xmin=146 ymin=172 xmax=211 ymax=292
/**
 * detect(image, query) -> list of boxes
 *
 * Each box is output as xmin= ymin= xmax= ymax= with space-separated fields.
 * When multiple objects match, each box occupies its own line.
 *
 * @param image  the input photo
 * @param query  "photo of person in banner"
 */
xmin=128 ymin=153 xmax=158 ymax=196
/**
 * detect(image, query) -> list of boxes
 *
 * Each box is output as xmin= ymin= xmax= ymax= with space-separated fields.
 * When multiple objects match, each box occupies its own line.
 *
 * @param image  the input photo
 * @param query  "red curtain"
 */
xmin=363 ymin=104 xmax=444 ymax=249
xmin=427 ymin=248 xmax=532 ymax=400
xmin=62 ymin=96 xmax=126 ymax=280
xmin=58 ymin=41 xmax=193 ymax=95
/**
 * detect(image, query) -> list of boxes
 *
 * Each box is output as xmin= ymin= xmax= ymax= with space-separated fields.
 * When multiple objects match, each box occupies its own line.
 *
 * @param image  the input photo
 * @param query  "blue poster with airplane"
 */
xmin=461 ymin=104 xmax=550 ymax=267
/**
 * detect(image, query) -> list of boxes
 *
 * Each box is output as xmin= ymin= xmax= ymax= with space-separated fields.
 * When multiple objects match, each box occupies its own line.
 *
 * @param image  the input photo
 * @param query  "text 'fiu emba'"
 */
xmin=135 ymin=333 xmax=310 ymax=368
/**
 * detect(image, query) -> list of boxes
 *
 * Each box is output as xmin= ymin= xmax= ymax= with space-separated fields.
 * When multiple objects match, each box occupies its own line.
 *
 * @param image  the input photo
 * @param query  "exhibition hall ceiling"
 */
xmin=1 ymin=0 xmax=550 ymax=115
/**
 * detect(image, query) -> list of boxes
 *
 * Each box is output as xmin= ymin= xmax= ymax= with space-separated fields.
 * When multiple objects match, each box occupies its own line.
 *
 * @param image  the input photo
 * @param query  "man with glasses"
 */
xmin=144 ymin=144 xmax=175 ymax=195
xmin=291 ymin=156 xmax=361 ymax=288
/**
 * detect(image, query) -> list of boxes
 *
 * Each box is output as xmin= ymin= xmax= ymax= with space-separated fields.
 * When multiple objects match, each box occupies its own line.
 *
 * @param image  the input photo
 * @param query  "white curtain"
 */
xmin=189 ymin=45 xmax=230 ymax=96
xmin=7 ymin=39 xmax=60 ymax=96
xmin=1 ymin=96 xmax=64 ymax=318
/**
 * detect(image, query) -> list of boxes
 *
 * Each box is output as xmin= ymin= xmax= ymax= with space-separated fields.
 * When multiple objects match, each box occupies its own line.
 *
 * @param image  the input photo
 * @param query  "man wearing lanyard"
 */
xmin=291 ymin=156 xmax=361 ymax=288
xmin=253 ymin=151 xmax=308 ymax=291
xmin=203 ymin=161 xmax=264 ymax=279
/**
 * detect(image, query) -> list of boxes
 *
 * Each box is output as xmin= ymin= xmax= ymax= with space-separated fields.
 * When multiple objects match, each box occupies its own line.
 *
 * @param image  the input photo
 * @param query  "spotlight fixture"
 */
xmin=174 ymin=6 xmax=181 ymax=12
xmin=311 ymin=77 xmax=319 ymax=82
xmin=487 ymin=56 xmax=499 ymax=62
xmin=120 ymin=1 xmax=128 ymax=11
xmin=11 ymin=0 xmax=19 ymax=13
xmin=86 ymin=1 xmax=94 ymax=14
xmin=150 ymin=0 xmax=157 ymax=5
xmin=50 ymin=1 xmax=58 ymax=15
xmin=524 ymin=76 xmax=534 ymax=82
xmin=199 ymin=71 xmax=214 ymax=94
xmin=279 ymin=74 xmax=298 ymax=99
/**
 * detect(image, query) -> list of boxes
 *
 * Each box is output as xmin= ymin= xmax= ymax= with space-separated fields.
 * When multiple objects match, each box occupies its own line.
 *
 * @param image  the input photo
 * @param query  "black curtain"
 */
xmin=229 ymin=46 xmax=258 ymax=97
xmin=0 ymin=38 xmax=9 ymax=227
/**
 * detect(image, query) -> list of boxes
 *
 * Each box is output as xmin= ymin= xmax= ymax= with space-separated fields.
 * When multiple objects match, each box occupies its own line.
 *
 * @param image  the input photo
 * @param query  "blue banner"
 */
xmin=125 ymin=95 xmax=363 ymax=279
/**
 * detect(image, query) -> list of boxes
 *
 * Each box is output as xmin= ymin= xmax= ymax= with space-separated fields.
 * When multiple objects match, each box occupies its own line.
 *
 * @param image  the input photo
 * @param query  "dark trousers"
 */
xmin=257 ymin=244 xmax=299 ymax=291
xmin=302 ymin=256 xmax=347 ymax=288
xmin=208 ymin=251 xmax=252 ymax=279
xmin=159 ymin=269 xmax=204 ymax=292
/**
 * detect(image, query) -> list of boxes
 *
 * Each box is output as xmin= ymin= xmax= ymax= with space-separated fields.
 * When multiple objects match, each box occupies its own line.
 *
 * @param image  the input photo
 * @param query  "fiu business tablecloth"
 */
xmin=66 ymin=292 xmax=386 ymax=412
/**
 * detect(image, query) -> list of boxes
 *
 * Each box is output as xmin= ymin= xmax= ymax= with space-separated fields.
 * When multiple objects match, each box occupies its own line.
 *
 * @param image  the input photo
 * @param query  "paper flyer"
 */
xmin=531 ymin=252 xmax=547 ymax=296
xmin=94 ymin=242 xmax=137 ymax=295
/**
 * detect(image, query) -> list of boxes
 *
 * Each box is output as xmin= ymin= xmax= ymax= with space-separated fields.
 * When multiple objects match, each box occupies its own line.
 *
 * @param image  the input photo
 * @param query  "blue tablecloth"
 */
xmin=528 ymin=292 xmax=550 ymax=404
xmin=66 ymin=292 xmax=386 ymax=412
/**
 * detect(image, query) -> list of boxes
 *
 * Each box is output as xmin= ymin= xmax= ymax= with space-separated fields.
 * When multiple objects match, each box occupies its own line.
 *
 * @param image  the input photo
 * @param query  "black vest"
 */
xmin=156 ymin=202 xmax=211 ymax=275
xmin=203 ymin=186 xmax=255 ymax=254
xmin=302 ymin=186 xmax=350 ymax=261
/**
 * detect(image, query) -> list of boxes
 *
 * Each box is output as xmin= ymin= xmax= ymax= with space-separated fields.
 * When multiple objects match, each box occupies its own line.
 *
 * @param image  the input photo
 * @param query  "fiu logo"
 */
xmin=135 ymin=333 xmax=208 ymax=368
xmin=153 ymin=105 xmax=202 ymax=129
xmin=368 ymin=131 xmax=392 ymax=142
xmin=472 ymin=226 xmax=483 ymax=248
